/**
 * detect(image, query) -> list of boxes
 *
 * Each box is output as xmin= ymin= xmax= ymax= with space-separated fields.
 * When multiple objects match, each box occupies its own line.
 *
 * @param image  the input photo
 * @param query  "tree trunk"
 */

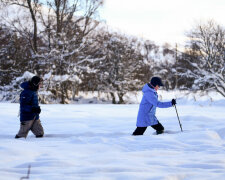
xmin=110 ymin=92 xmax=116 ymax=104
xmin=27 ymin=0 xmax=37 ymax=53
xmin=118 ymin=92 xmax=124 ymax=104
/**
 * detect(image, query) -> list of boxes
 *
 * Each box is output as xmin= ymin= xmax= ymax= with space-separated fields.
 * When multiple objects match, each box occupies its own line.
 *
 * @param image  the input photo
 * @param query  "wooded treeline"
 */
xmin=0 ymin=0 xmax=224 ymax=103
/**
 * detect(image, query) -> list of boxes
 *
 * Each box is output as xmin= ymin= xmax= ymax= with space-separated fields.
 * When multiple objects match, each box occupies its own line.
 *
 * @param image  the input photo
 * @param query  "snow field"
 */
xmin=0 ymin=101 xmax=225 ymax=180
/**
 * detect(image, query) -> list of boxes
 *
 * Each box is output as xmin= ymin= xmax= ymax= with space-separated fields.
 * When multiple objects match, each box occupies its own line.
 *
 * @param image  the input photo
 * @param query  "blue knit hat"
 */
xmin=31 ymin=76 xmax=43 ymax=86
xmin=150 ymin=77 xmax=164 ymax=87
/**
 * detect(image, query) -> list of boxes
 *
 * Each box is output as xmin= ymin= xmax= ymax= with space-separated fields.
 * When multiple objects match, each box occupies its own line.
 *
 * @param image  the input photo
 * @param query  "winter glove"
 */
xmin=32 ymin=106 xmax=41 ymax=114
xmin=171 ymin=99 xmax=176 ymax=106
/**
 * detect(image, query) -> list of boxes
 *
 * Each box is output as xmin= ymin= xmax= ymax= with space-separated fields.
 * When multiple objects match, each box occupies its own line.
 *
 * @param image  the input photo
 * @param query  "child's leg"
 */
xmin=151 ymin=122 xmax=164 ymax=134
xmin=31 ymin=119 xmax=44 ymax=137
xmin=132 ymin=127 xmax=147 ymax=135
xmin=31 ymin=119 xmax=44 ymax=138
xmin=15 ymin=120 xmax=34 ymax=138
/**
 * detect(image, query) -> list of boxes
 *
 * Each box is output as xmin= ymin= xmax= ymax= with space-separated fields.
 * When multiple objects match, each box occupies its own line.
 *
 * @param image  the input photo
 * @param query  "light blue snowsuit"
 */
xmin=136 ymin=84 xmax=172 ymax=127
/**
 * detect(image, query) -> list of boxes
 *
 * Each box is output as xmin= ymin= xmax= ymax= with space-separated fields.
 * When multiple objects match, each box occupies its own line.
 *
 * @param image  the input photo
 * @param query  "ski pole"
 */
xmin=174 ymin=104 xmax=183 ymax=132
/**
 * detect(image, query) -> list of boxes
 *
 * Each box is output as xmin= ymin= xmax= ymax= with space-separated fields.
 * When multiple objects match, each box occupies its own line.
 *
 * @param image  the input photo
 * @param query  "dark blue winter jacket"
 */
xmin=20 ymin=81 xmax=40 ymax=121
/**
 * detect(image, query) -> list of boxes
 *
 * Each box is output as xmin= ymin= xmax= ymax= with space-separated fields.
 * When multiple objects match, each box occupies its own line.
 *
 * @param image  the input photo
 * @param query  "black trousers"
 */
xmin=132 ymin=122 xmax=164 ymax=135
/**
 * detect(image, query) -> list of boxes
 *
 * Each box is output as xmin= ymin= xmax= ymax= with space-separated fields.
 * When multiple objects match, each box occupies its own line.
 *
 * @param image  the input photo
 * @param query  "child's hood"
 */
xmin=142 ymin=84 xmax=155 ymax=94
xmin=20 ymin=81 xmax=29 ymax=90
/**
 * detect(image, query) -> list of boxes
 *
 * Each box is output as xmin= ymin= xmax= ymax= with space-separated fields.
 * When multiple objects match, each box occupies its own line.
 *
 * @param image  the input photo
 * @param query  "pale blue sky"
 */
xmin=100 ymin=0 xmax=225 ymax=45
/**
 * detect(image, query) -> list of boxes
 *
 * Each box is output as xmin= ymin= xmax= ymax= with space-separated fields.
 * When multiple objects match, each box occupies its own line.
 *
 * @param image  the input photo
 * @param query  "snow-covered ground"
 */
xmin=0 ymin=95 xmax=225 ymax=180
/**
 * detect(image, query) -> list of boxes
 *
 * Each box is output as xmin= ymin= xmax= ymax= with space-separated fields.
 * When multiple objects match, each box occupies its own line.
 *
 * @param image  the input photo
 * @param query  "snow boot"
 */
xmin=156 ymin=130 xmax=164 ymax=135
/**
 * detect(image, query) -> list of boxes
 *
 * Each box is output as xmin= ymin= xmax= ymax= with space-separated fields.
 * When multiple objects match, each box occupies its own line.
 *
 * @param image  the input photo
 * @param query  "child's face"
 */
xmin=155 ymin=85 xmax=159 ymax=91
xmin=38 ymin=81 xmax=43 ymax=89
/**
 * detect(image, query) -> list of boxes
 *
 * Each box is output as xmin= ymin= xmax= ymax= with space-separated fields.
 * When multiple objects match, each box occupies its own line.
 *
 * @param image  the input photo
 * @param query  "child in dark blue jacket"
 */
xmin=15 ymin=76 xmax=44 ymax=138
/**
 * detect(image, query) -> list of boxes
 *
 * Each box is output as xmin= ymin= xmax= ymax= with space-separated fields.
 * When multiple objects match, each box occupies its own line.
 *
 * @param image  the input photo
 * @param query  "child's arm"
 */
xmin=144 ymin=92 xmax=172 ymax=108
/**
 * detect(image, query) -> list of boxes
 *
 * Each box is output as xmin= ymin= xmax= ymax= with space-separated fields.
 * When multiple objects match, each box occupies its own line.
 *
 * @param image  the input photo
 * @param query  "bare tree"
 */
xmin=82 ymin=30 xmax=146 ymax=104
xmin=1 ymin=0 xmax=41 ymax=53
xmin=0 ymin=0 xmax=104 ymax=103
xmin=37 ymin=0 xmax=104 ymax=103
xmin=183 ymin=20 xmax=225 ymax=96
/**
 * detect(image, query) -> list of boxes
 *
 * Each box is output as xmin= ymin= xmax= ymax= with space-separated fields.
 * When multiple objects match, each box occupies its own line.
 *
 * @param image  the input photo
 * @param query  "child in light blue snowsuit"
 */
xmin=133 ymin=77 xmax=176 ymax=135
